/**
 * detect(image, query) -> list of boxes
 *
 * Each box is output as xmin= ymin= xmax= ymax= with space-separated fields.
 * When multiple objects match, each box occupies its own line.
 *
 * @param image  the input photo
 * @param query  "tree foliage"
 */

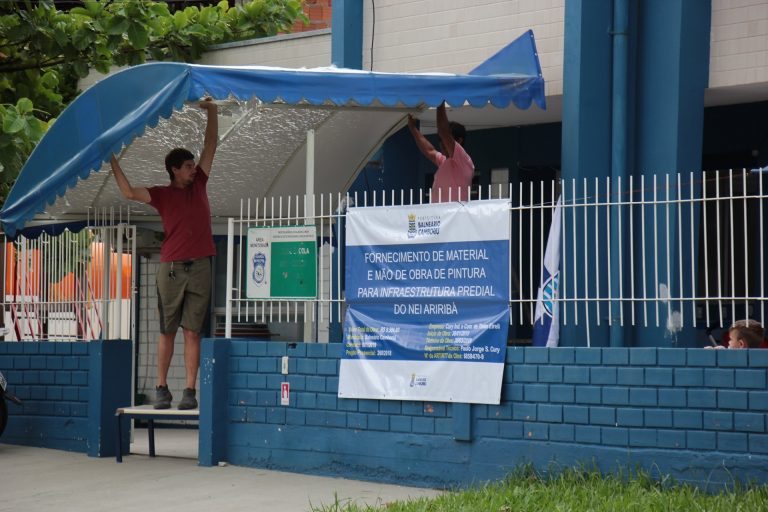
xmin=0 ymin=0 xmax=307 ymax=202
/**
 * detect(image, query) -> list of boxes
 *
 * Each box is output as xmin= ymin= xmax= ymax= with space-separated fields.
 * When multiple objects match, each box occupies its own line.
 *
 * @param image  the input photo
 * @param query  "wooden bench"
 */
xmin=114 ymin=405 xmax=199 ymax=463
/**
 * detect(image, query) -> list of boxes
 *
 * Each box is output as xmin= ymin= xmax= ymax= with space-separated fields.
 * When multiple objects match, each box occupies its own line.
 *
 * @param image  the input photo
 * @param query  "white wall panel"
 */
xmin=710 ymin=0 xmax=768 ymax=87
xmin=361 ymin=0 xmax=565 ymax=97
xmin=200 ymin=30 xmax=331 ymax=68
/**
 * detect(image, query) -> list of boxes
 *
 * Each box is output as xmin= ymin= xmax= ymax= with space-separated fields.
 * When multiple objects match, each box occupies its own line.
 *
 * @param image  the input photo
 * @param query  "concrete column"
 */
xmin=199 ymin=338 xmax=230 ymax=466
xmin=87 ymin=340 xmax=131 ymax=457
xmin=632 ymin=0 xmax=710 ymax=347
xmin=560 ymin=0 xmax=614 ymax=347
xmin=561 ymin=0 xmax=711 ymax=347
xmin=331 ymin=0 xmax=363 ymax=70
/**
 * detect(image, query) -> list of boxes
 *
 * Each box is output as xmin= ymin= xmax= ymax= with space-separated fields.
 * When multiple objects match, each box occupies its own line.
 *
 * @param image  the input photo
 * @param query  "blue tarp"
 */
xmin=1 ymin=31 xmax=545 ymax=238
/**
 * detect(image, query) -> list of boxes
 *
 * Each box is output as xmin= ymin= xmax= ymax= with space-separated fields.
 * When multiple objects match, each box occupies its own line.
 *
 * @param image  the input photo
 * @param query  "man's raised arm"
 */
xmin=111 ymin=154 xmax=151 ymax=203
xmin=197 ymin=99 xmax=218 ymax=176
xmin=408 ymin=114 xmax=439 ymax=165
xmin=436 ymin=102 xmax=456 ymax=158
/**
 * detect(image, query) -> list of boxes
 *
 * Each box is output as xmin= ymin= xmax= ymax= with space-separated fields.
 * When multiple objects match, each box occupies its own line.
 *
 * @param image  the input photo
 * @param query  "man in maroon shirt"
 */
xmin=110 ymin=99 xmax=218 ymax=410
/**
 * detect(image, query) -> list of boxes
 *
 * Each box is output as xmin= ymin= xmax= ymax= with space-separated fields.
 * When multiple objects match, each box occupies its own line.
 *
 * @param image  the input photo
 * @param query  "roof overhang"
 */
xmin=1 ymin=30 xmax=546 ymax=238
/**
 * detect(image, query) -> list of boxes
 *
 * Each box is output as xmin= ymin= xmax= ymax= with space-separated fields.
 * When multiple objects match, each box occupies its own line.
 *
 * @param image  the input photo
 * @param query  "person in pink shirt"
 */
xmin=408 ymin=101 xmax=474 ymax=202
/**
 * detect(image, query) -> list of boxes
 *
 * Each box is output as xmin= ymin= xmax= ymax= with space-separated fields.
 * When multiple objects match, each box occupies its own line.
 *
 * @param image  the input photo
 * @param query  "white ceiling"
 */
xmin=42 ymin=97 xmax=552 ymax=223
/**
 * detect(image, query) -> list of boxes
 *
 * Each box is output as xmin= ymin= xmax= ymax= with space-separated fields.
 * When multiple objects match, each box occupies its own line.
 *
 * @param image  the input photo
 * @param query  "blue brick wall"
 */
xmin=0 ymin=340 xmax=130 ymax=456
xmin=202 ymin=341 xmax=768 ymax=488
xmin=1 ymin=341 xmax=90 ymax=451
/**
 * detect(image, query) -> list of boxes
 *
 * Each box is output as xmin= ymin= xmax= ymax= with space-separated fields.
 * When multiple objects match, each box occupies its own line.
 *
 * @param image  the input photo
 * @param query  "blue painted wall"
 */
xmin=0 ymin=340 xmax=131 ymax=456
xmin=3 ymin=336 xmax=767 ymax=489
xmin=200 ymin=339 xmax=768 ymax=489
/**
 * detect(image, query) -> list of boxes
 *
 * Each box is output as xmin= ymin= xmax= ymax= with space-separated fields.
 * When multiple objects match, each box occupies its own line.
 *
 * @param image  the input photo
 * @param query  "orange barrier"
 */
xmin=4 ymin=243 xmax=42 ymax=297
xmin=6 ymin=242 xmax=132 ymax=301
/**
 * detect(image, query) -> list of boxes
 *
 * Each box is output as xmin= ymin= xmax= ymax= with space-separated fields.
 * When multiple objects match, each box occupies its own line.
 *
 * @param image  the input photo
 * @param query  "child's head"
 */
xmin=727 ymin=319 xmax=764 ymax=349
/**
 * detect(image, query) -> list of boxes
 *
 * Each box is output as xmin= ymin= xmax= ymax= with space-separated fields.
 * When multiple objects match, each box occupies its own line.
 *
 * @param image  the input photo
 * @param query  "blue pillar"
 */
xmin=632 ymin=0 xmax=710 ymax=347
xmin=561 ymin=0 xmax=710 ymax=348
xmin=331 ymin=0 xmax=363 ymax=69
xmin=561 ymin=0 xmax=613 ymax=347
xmin=199 ymin=338 xmax=229 ymax=466
xmin=87 ymin=340 xmax=131 ymax=457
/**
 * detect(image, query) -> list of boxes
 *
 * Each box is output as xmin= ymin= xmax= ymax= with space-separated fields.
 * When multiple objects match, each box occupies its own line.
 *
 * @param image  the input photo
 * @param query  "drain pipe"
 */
xmin=610 ymin=0 xmax=629 ymax=347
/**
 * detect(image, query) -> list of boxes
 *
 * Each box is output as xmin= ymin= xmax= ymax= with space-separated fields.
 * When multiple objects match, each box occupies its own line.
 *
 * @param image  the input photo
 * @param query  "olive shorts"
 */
xmin=156 ymin=257 xmax=211 ymax=334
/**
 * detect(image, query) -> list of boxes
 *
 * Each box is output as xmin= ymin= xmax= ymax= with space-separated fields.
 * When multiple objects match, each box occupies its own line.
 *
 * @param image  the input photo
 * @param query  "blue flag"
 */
xmin=532 ymin=197 xmax=562 ymax=347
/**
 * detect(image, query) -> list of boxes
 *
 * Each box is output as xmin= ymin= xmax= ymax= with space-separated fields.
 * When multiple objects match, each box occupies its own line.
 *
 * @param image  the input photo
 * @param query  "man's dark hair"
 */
xmin=164 ymin=148 xmax=195 ymax=181
xmin=449 ymin=121 xmax=466 ymax=144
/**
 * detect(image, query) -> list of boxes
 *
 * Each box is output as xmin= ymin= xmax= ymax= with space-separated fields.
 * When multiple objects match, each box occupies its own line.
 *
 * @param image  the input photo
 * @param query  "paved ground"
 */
xmin=0 ymin=429 xmax=442 ymax=512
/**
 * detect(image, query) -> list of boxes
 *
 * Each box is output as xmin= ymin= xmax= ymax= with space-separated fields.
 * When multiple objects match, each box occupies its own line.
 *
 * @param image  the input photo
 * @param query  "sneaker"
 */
xmin=178 ymin=388 xmax=198 ymax=410
xmin=154 ymin=385 xmax=172 ymax=410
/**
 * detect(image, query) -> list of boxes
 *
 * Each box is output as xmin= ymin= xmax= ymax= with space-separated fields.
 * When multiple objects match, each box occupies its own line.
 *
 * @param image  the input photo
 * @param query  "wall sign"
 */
xmin=339 ymin=200 xmax=510 ymax=404
xmin=246 ymin=226 xmax=317 ymax=299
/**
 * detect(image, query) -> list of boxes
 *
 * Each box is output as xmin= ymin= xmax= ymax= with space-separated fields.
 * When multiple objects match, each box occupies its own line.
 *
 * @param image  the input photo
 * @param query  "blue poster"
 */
xmin=338 ymin=200 xmax=510 ymax=404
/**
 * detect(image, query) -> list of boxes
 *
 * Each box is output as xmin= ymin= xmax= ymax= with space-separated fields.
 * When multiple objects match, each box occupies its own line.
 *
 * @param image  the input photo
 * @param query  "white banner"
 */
xmin=338 ymin=200 xmax=510 ymax=404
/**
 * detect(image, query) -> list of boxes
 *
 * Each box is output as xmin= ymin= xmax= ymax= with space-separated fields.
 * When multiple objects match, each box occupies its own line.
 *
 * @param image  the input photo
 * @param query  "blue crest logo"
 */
xmin=541 ymin=271 xmax=559 ymax=318
xmin=252 ymin=252 xmax=267 ymax=284
xmin=407 ymin=213 xmax=416 ymax=239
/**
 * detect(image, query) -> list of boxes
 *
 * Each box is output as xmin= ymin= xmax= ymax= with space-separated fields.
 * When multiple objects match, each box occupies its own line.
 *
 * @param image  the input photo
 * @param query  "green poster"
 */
xmin=246 ymin=226 xmax=317 ymax=299
xmin=270 ymin=240 xmax=317 ymax=298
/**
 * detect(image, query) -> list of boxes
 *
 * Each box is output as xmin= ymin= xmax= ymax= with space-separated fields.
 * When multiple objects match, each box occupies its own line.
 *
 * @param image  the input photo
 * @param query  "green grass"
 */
xmin=311 ymin=466 xmax=768 ymax=512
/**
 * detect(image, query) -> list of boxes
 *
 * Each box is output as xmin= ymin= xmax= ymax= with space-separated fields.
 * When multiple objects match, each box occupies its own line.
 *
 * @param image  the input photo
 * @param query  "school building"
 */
xmin=2 ymin=0 xmax=768 ymax=491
